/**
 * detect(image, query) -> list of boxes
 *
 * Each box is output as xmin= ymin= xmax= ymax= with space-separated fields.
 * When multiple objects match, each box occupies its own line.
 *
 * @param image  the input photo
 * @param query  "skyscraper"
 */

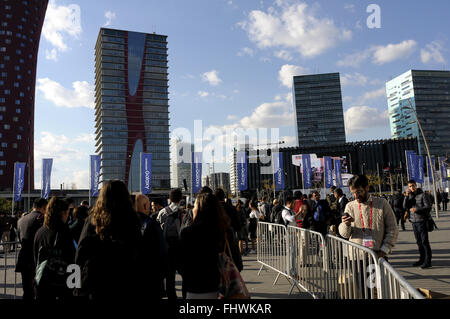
xmin=386 ymin=70 xmax=450 ymax=156
xmin=170 ymin=140 xmax=194 ymax=191
xmin=0 ymin=0 xmax=48 ymax=191
xmin=293 ymin=73 xmax=346 ymax=147
xmin=95 ymin=28 xmax=170 ymax=192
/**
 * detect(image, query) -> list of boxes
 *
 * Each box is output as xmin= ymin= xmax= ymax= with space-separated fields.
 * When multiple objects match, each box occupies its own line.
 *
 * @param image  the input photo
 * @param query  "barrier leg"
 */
xmin=257 ymin=264 xmax=265 ymax=276
xmin=273 ymin=272 xmax=281 ymax=286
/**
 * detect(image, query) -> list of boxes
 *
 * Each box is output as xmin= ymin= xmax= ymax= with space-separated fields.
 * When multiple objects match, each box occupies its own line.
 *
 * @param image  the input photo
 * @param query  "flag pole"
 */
xmin=12 ymin=162 xmax=16 ymax=216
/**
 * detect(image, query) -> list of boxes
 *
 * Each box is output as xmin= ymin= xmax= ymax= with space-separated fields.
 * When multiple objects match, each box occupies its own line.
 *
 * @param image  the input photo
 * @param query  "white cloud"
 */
xmin=198 ymin=91 xmax=209 ymax=98
xmin=42 ymin=0 xmax=82 ymax=52
xmin=278 ymin=64 xmax=307 ymax=88
xmin=37 ymin=78 xmax=95 ymax=109
xmin=274 ymin=50 xmax=293 ymax=61
xmin=344 ymin=106 xmax=389 ymax=135
xmin=233 ymin=90 xmax=240 ymax=94
xmin=240 ymin=101 xmax=294 ymax=128
xmin=202 ymin=70 xmax=222 ymax=86
xmin=372 ymin=40 xmax=417 ymax=65
xmin=240 ymin=2 xmax=352 ymax=58
xmin=45 ymin=49 xmax=58 ymax=61
xmin=104 ymin=11 xmax=116 ymax=27
xmin=237 ymin=47 xmax=254 ymax=57
xmin=35 ymin=131 xmax=94 ymax=189
xmin=337 ymin=49 xmax=372 ymax=68
xmin=358 ymin=87 xmax=386 ymax=104
xmin=227 ymin=115 xmax=238 ymax=121
xmin=341 ymin=73 xmax=368 ymax=87
xmin=421 ymin=41 xmax=446 ymax=65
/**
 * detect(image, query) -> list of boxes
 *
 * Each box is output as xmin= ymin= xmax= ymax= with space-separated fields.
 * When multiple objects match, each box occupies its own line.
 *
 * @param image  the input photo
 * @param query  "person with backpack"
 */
xmin=157 ymin=188 xmax=184 ymax=300
xmin=33 ymin=197 xmax=76 ymax=300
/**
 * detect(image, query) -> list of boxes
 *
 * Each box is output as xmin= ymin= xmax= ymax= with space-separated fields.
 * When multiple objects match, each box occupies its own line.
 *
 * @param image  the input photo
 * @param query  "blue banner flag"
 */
xmin=427 ymin=156 xmax=435 ymax=183
xmin=302 ymin=154 xmax=312 ymax=189
xmin=237 ymin=151 xmax=248 ymax=191
xmin=140 ymin=153 xmax=152 ymax=195
xmin=334 ymin=159 xmax=342 ymax=188
xmin=90 ymin=155 xmax=101 ymax=198
xmin=192 ymin=152 xmax=202 ymax=194
xmin=273 ymin=152 xmax=285 ymax=191
xmin=324 ymin=156 xmax=333 ymax=188
xmin=13 ymin=162 xmax=26 ymax=202
xmin=416 ymin=155 xmax=424 ymax=184
xmin=41 ymin=158 xmax=53 ymax=199
xmin=405 ymin=150 xmax=417 ymax=181
xmin=440 ymin=157 xmax=448 ymax=182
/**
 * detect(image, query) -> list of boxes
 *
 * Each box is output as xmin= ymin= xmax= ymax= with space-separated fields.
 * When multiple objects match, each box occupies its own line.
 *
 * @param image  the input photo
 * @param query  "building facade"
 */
xmin=170 ymin=140 xmax=194 ymax=191
xmin=0 ymin=0 xmax=48 ymax=191
xmin=231 ymin=137 xmax=418 ymax=193
xmin=209 ymin=172 xmax=230 ymax=194
xmin=95 ymin=28 xmax=170 ymax=192
xmin=293 ymin=73 xmax=346 ymax=148
xmin=387 ymin=70 xmax=450 ymax=157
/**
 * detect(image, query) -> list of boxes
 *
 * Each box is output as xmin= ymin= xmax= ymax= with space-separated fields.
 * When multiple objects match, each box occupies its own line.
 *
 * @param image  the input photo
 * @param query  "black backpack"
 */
xmin=162 ymin=206 xmax=182 ymax=242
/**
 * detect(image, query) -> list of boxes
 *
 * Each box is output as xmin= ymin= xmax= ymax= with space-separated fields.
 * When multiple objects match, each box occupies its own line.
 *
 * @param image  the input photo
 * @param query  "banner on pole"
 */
xmin=416 ymin=155 xmax=424 ymax=184
xmin=334 ymin=159 xmax=343 ymax=188
xmin=90 ymin=155 xmax=101 ymax=198
xmin=273 ymin=152 xmax=285 ymax=191
xmin=302 ymin=154 xmax=312 ymax=189
xmin=41 ymin=158 xmax=53 ymax=199
xmin=405 ymin=150 xmax=417 ymax=181
xmin=324 ymin=156 xmax=333 ymax=188
xmin=13 ymin=162 xmax=26 ymax=202
xmin=237 ymin=151 xmax=248 ymax=191
xmin=440 ymin=157 xmax=448 ymax=182
xmin=192 ymin=152 xmax=202 ymax=194
xmin=140 ymin=153 xmax=152 ymax=195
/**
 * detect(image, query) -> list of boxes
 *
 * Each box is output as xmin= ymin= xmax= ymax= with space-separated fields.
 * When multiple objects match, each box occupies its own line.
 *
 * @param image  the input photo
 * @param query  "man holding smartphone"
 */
xmin=339 ymin=175 xmax=398 ymax=260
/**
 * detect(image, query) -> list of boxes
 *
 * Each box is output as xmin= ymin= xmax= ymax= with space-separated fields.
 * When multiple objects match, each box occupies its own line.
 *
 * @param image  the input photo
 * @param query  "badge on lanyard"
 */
xmin=359 ymin=201 xmax=374 ymax=248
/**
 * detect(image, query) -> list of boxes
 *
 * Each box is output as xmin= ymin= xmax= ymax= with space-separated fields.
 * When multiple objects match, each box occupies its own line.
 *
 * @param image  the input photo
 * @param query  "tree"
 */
xmin=0 ymin=198 xmax=12 ymax=213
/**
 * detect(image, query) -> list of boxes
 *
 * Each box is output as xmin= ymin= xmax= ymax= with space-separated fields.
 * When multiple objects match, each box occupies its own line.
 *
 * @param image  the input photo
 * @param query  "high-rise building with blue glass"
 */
xmin=95 ymin=28 xmax=170 ymax=192
xmin=386 ymin=70 xmax=450 ymax=156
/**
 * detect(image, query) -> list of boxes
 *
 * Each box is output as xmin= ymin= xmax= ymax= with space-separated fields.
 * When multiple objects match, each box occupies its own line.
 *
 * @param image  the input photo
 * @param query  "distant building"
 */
xmin=170 ymin=140 xmax=194 ymax=191
xmin=209 ymin=172 xmax=230 ymax=194
xmin=0 ymin=0 xmax=49 ymax=190
xmin=293 ymin=73 xmax=346 ymax=148
xmin=386 ymin=70 xmax=450 ymax=156
xmin=94 ymin=28 xmax=170 ymax=192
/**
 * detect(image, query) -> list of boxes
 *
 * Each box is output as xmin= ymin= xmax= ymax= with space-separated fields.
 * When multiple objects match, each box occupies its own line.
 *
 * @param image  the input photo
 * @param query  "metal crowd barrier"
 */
xmin=378 ymin=258 xmax=425 ymax=299
xmin=256 ymin=223 xmax=424 ymax=299
xmin=256 ymin=222 xmax=293 ymax=286
xmin=0 ymin=241 xmax=22 ymax=299
xmin=287 ymin=226 xmax=327 ymax=299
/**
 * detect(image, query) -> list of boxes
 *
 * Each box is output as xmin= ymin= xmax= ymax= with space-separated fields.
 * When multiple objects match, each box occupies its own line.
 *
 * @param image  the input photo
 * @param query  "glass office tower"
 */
xmin=386 ymin=70 xmax=450 ymax=156
xmin=293 ymin=73 xmax=346 ymax=148
xmin=0 ymin=0 xmax=48 ymax=191
xmin=94 ymin=28 xmax=170 ymax=192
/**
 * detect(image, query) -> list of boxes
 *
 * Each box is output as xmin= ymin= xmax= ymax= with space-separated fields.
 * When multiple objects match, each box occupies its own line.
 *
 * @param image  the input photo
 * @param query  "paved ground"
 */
xmin=389 ymin=209 xmax=450 ymax=296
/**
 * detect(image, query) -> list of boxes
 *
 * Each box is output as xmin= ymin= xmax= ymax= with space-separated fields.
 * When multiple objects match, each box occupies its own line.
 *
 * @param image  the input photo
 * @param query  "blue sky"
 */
xmin=34 ymin=0 xmax=450 ymax=189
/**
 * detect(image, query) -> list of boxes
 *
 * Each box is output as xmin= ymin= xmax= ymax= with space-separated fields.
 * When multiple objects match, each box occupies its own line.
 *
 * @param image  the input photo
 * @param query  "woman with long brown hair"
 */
xmin=33 ymin=196 xmax=75 ymax=300
xmin=75 ymin=180 xmax=143 ymax=299
xmin=179 ymin=192 xmax=230 ymax=299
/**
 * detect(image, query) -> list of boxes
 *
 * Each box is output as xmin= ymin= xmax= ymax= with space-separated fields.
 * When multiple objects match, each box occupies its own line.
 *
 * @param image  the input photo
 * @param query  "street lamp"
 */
xmin=402 ymin=99 xmax=439 ymax=219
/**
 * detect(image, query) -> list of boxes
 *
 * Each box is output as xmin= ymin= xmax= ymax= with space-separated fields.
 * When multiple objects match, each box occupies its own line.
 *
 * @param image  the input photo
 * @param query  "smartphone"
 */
xmin=342 ymin=213 xmax=350 ymax=218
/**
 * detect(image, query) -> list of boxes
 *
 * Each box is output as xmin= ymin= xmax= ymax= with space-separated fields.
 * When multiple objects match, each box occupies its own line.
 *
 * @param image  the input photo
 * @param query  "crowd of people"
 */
xmin=5 ymin=174 xmax=446 ymax=300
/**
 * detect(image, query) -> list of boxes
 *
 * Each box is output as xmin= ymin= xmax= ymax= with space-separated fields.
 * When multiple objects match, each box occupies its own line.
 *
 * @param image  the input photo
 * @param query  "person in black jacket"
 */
xmin=303 ymin=191 xmax=331 ymax=236
xmin=15 ymin=198 xmax=48 ymax=300
xmin=75 ymin=180 xmax=144 ymax=300
xmin=403 ymin=180 xmax=432 ymax=269
xmin=69 ymin=205 xmax=89 ymax=245
xmin=333 ymin=188 xmax=349 ymax=237
xmin=33 ymin=197 xmax=76 ymax=300
xmin=390 ymin=190 xmax=406 ymax=231
xmin=135 ymin=193 xmax=168 ymax=300
xmin=179 ymin=192 xmax=232 ymax=299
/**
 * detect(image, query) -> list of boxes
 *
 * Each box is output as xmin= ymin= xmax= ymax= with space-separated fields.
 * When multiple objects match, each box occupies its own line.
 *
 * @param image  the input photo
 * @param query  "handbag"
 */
xmin=426 ymin=215 xmax=438 ymax=232
xmin=217 ymin=237 xmax=250 ymax=299
xmin=35 ymin=233 xmax=69 ymax=289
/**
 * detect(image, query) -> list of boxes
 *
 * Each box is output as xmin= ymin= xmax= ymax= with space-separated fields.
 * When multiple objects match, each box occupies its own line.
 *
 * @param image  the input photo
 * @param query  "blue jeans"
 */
xmin=412 ymin=221 xmax=432 ymax=265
